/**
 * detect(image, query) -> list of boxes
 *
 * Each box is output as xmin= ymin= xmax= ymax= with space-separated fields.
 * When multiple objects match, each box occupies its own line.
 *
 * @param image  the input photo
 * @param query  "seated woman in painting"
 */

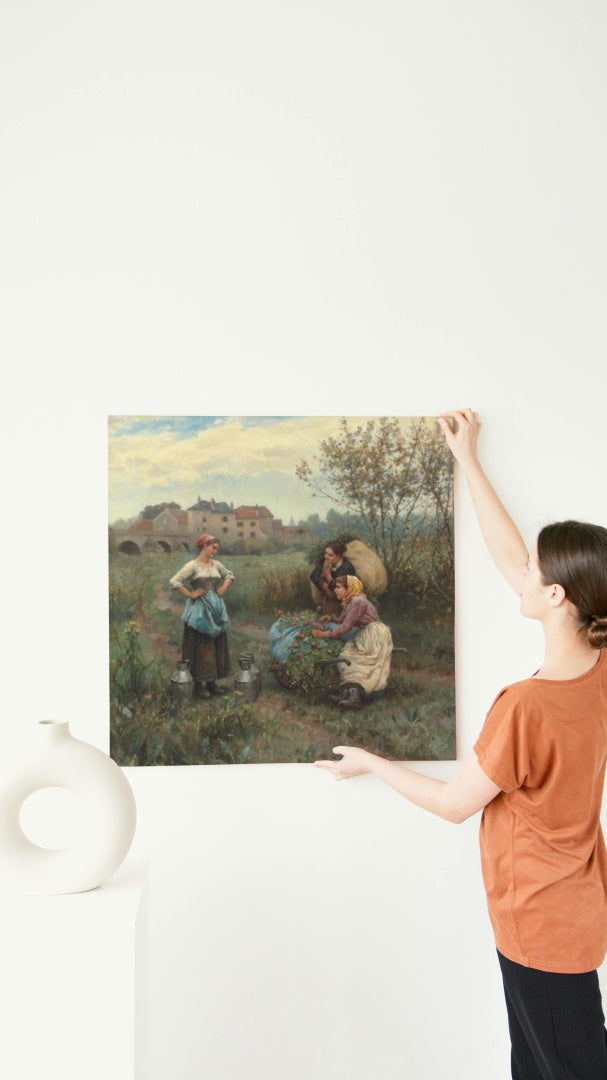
xmin=310 ymin=540 xmax=357 ymax=617
xmin=311 ymin=575 xmax=393 ymax=708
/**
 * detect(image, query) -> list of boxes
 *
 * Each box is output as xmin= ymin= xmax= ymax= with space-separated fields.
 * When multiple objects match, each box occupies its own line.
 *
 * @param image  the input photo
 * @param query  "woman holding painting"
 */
xmin=316 ymin=408 xmax=607 ymax=1080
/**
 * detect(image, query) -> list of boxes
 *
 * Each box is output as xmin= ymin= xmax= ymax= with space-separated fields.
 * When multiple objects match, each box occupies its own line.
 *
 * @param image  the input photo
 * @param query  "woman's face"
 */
xmin=204 ymin=540 xmax=220 ymax=557
xmin=520 ymin=541 xmax=553 ymax=620
xmin=334 ymin=581 xmax=347 ymax=601
xmin=325 ymin=547 xmax=340 ymax=566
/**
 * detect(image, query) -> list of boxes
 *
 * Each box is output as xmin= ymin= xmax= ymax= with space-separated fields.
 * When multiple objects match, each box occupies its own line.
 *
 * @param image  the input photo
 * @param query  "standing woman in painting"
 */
xmin=316 ymin=408 xmax=607 ymax=1080
xmin=170 ymin=534 xmax=234 ymax=699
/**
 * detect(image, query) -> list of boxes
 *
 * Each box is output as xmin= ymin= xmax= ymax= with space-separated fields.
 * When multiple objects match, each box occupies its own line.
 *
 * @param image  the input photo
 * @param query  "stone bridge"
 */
xmin=109 ymin=528 xmax=194 ymax=556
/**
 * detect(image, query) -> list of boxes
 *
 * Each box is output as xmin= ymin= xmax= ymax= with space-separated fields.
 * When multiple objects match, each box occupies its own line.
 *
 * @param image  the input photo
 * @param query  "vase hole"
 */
xmin=19 ymin=787 xmax=85 ymax=850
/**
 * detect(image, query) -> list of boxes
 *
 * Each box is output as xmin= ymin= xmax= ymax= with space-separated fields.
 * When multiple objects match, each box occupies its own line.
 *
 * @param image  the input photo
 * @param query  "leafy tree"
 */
xmin=296 ymin=512 xmax=326 ymax=538
xmin=295 ymin=417 xmax=453 ymax=602
xmin=414 ymin=420 xmax=455 ymax=605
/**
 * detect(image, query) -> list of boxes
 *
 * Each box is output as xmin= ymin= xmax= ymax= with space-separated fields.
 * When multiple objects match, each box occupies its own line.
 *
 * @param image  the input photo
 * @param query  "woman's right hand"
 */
xmin=439 ymin=408 xmax=528 ymax=593
xmin=314 ymin=746 xmax=374 ymax=780
xmin=190 ymin=588 xmax=206 ymax=599
xmin=437 ymin=408 xmax=480 ymax=470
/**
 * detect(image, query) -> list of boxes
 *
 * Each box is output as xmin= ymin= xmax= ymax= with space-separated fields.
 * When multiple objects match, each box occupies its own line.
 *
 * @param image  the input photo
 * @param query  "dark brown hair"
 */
xmin=537 ymin=520 xmax=607 ymax=649
xmin=326 ymin=540 xmax=347 ymax=557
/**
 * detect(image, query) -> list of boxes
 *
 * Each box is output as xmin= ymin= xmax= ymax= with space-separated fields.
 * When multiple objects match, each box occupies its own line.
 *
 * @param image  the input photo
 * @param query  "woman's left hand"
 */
xmin=311 ymin=628 xmax=328 ymax=639
xmin=314 ymin=746 xmax=373 ymax=779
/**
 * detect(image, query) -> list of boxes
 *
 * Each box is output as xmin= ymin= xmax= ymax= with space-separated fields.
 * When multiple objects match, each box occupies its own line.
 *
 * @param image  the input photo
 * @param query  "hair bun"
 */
xmin=588 ymin=614 xmax=607 ymax=649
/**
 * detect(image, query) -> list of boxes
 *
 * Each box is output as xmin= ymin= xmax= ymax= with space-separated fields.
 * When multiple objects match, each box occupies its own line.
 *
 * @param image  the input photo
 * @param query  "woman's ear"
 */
xmin=548 ymin=583 xmax=567 ymax=608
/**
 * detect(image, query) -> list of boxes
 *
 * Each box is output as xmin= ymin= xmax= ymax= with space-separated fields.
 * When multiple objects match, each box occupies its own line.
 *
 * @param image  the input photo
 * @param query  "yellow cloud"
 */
xmin=108 ymin=415 xmax=423 ymax=520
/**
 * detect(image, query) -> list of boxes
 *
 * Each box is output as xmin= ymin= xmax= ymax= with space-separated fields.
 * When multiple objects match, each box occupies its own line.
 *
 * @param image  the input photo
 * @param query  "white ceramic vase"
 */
xmin=0 ymin=720 xmax=137 ymax=894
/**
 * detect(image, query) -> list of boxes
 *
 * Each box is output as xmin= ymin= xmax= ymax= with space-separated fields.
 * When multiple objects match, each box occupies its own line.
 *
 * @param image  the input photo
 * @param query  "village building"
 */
xmin=277 ymin=524 xmax=312 ymax=546
xmin=111 ymin=497 xmax=311 ymax=554
xmin=187 ymin=497 xmax=238 ymax=541
xmin=234 ymin=504 xmax=274 ymax=543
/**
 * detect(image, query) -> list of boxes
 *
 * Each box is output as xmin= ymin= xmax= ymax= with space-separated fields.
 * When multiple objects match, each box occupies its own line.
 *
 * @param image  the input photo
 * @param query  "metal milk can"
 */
xmin=170 ymin=659 xmax=194 ymax=700
xmin=241 ymin=652 xmax=261 ymax=695
xmin=234 ymin=655 xmax=259 ymax=702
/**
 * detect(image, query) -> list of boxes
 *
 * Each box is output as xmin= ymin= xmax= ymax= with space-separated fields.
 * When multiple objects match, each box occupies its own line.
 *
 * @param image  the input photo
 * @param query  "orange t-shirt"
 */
xmin=474 ymin=649 xmax=607 ymax=973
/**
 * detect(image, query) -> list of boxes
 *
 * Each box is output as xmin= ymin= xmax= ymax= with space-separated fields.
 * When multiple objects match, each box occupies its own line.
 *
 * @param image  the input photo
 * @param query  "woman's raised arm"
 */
xmin=438 ymin=408 xmax=528 ymax=594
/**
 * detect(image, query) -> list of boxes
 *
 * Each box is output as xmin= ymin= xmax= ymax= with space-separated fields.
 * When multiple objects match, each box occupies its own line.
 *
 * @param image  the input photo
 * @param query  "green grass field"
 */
xmin=109 ymin=549 xmax=455 ymax=765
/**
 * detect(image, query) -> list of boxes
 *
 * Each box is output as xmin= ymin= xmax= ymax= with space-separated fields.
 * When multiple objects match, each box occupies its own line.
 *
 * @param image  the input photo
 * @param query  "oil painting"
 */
xmin=108 ymin=416 xmax=455 ymax=765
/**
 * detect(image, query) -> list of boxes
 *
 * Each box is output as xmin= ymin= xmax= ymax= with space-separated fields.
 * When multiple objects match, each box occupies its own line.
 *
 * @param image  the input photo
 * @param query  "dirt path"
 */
xmin=136 ymin=584 xmax=179 ymax=660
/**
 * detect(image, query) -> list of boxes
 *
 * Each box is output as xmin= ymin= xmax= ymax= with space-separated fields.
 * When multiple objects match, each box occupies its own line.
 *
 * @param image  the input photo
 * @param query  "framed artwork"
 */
xmin=108 ymin=416 xmax=455 ymax=765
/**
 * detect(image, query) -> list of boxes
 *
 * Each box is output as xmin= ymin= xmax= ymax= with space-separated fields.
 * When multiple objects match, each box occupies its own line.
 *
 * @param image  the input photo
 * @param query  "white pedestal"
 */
xmin=0 ymin=859 xmax=149 ymax=1080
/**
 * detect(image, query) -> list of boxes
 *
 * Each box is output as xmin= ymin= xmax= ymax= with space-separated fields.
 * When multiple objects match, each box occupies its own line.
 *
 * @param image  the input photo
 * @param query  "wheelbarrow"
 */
xmin=269 ymin=656 xmax=351 ymax=691
xmin=270 ymin=647 xmax=407 ymax=692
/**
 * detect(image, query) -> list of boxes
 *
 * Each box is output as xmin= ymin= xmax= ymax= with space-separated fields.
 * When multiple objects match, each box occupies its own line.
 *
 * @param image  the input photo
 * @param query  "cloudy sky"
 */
xmin=108 ymin=415 xmax=423 ymax=524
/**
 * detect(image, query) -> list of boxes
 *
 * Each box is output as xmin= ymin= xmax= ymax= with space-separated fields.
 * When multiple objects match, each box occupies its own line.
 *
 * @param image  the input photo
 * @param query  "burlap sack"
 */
xmin=344 ymin=540 xmax=388 ymax=596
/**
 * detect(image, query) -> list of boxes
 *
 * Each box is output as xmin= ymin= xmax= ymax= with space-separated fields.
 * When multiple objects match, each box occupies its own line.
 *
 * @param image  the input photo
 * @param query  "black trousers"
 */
xmin=498 ymin=951 xmax=607 ymax=1080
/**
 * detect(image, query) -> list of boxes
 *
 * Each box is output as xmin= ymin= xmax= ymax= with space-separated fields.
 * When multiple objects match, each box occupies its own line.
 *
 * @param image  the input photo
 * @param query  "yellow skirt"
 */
xmin=338 ymin=622 xmax=393 ymax=694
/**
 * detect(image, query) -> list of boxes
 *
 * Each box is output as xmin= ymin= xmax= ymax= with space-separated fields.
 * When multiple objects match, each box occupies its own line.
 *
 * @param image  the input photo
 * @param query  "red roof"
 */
xmin=236 ymin=505 xmax=273 ymax=518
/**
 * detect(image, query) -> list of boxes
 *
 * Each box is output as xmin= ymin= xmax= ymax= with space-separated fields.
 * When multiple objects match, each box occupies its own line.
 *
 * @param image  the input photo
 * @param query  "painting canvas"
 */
xmin=108 ymin=416 xmax=455 ymax=765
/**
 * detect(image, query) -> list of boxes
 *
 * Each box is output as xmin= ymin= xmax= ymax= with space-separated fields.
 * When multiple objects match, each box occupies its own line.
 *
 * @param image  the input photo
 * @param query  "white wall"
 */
xmin=2 ymin=2 xmax=606 ymax=1078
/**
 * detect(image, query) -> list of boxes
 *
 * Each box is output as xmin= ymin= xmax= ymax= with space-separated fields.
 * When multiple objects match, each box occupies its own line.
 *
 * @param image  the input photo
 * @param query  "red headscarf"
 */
xmin=195 ymin=533 xmax=218 ymax=549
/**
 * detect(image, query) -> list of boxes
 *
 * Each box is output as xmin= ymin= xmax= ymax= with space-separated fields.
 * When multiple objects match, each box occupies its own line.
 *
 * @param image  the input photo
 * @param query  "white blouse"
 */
xmin=169 ymin=559 xmax=235 ymax=590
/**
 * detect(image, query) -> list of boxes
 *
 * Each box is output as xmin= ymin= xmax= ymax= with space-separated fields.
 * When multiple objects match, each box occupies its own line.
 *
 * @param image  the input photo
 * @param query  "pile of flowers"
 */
xmin=271 ymin=610 xmax=344 ymax=694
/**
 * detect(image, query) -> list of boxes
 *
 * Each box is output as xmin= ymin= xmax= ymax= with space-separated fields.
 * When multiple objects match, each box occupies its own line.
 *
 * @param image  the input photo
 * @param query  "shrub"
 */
xmin=110 ymin=622 xmax=163 ymax=706
xmin=271 ymin=611 xmax=344 ymax=694
xmin=111 ymin=682 xmax=279 ymax=766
